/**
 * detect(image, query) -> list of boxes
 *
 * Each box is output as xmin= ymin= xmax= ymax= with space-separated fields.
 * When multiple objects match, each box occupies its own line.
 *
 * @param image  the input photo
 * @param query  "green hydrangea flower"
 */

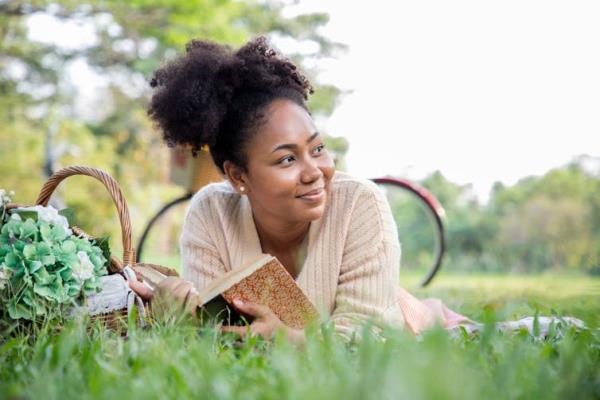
xmin=0 ymin=202 xmax=108 ymax=322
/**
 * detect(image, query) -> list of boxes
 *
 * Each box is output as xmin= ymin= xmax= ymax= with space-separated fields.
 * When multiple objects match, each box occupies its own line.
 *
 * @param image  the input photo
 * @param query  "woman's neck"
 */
xmin=252 ymin=212 xmax=309 ymax=253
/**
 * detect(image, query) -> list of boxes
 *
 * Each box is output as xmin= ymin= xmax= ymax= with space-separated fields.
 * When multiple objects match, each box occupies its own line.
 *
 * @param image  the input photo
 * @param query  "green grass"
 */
xmin=1 ymin=273 xmax=599 ymax=400
xmin=407 ymin=272 xmax=600 ymax=328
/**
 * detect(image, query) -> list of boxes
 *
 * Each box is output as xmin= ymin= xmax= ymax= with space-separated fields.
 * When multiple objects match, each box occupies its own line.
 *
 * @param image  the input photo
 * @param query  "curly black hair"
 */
xmin=148 ymin=36 xmax=314 ymax=174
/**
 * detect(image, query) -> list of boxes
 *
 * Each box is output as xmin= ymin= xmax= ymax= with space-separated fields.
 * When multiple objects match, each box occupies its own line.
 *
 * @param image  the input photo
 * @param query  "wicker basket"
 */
xmin=6 ymin=165 xmax=178 ymax=329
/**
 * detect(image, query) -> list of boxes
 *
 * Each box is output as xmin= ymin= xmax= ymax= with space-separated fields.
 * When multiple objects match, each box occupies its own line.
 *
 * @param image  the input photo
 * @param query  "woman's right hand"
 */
xmin=130 ymin=276 xmax=200 ymax=315
xmin=128 ymin=278 xmax=155 ymax=301
xmin=154 ymin=277 xmax=200 ymax=315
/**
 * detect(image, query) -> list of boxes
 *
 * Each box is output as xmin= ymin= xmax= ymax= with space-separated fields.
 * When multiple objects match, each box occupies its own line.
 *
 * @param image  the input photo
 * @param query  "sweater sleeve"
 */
xmin=330 ymin=184 xmax=404 ymax=340
xmin=180 ymin=195 xmax=228 ymax=292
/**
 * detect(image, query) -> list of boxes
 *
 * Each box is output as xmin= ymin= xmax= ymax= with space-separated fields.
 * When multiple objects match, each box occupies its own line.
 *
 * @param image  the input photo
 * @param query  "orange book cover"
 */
xmin=197 ymin=255 xmax=319 ymax=329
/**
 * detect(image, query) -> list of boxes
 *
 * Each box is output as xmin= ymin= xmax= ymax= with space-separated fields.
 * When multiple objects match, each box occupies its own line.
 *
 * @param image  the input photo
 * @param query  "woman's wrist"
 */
xmin=285 ymin=327 xmax=306 ymax=345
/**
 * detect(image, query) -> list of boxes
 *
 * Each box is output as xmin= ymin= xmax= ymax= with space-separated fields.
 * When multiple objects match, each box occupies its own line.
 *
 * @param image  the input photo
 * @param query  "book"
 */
xmin=133 ymin=255 xmax=318 ymax=329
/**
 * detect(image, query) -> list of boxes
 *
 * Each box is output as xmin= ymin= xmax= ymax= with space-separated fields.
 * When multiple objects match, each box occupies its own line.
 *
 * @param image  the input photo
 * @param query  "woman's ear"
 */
xmin=223 ymin=160 xmax=249 ymax=194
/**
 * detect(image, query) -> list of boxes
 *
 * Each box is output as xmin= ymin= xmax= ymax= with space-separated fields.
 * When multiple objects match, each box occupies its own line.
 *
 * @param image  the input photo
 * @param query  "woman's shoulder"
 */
xmin=188 ymin=179 xmax=240 ymax=215
xmin=329 ymin=172 xmax=398 ymax=249
xmin=329 ymin=171 xmax=392 ymax=227
xmin=330 ymin=171 xmax=382 ymax=200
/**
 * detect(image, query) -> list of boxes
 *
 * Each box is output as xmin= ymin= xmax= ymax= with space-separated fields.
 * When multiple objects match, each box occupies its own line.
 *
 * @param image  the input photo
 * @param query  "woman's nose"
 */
xmin=300 ymin=158 xmax=323 ymax=183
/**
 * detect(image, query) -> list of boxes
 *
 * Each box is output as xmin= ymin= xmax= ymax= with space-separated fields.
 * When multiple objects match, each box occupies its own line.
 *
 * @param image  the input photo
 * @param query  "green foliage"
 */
xmin=0 ymin=274 xmax=598 ymax=400
xmin=391 ymin=157 xmax=600 ymax=274
xmin=322 ymin=134 xmax=349 ymax=170
xmin=0 ymin=0 xmax=347 ymax=257
xmin=0 ymin=207 xmax=108 ymax=324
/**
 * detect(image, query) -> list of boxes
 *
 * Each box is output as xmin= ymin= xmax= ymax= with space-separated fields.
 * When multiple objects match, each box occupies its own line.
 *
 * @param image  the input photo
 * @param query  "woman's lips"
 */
xmin=297 ymin=187 xmax=325 ymax=202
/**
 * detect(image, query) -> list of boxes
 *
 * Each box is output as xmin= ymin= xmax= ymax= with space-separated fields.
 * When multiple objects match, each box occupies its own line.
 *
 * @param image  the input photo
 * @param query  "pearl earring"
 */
xmin=240 ymin=185 xmax=245 ymax=193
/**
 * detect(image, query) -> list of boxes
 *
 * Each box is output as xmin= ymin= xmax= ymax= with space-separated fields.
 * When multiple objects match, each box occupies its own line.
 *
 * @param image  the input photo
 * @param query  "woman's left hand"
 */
xmin=221 ymin=299 xmax=304 ymax=344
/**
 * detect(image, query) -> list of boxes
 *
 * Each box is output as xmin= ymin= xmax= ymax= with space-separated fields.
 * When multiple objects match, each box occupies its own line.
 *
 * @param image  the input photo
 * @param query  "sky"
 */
xmin=283 ymin=0 xmax=600 ymax=202
xmin=27 ymin=1 xmax=600 ymax=203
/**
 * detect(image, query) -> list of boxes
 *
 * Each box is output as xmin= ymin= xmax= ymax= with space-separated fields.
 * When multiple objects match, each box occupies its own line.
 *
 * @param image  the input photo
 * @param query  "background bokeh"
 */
xmin=1 ymin=0 xmax=599 ymax=276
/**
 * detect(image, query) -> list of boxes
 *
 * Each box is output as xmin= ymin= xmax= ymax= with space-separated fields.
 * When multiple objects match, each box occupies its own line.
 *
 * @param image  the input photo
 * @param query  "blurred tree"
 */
xmin=496 ymin=194 xmax=593 ymax=272
xmin=323 ymin=134 xmax=348 ymax=171
xmin=0 ymin=0 xmax=344 ymax=119
xmin=0 ymin=0 xmax=347 ymax=256
xmin=420 ymin=171 xmax=499 ymax=272
xmin=489 ymin=157 xmax=600 ymax=273
xmin=389 ymin=159 xmax=600 ymax=275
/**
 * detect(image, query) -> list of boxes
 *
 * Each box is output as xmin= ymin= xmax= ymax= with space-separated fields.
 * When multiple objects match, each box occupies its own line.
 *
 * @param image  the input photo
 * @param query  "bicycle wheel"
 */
xmin=136 ymin=193 xmax=192 ymax=265
xmin=371 ymin=178 xmax=446 ymax=287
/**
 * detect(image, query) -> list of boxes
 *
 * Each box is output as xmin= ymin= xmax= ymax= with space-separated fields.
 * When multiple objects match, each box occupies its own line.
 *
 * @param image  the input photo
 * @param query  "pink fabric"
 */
xmin=397 ymin=286 xmax=472 ymax=335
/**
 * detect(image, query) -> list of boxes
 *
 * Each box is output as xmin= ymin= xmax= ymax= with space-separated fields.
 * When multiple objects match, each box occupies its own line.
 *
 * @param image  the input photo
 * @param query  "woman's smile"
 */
xmin=296 ymin=187 xmax=325 ymax=203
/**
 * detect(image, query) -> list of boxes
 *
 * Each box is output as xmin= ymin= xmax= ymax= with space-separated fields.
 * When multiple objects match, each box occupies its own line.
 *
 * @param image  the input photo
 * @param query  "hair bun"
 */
xmin=148 ymin=36 xmax=313 ymax=163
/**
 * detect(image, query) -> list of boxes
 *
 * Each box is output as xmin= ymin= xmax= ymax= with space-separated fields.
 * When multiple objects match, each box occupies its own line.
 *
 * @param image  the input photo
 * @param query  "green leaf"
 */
xmin=50 ymin=276 xmax=62 ymax=292
xmin=34 ymin=302 xmax=47 ymax=316
xmin=51 ymin=225 xmax=67 ymax=241
xmin=23 ymin=244 xmax=36 ymax=259
xmin=11 ymin=210 xmax=38 ymax=222
xmin=61 ymin=240 xmax=76 ymax=254
xmin=13 ymin=240 xmax=24 ymax=252
xmin=58 ymin=208 xmax=76 ymax=226
xmin=41 ymin=254 xmax=55 ymax=266
xmin=40 ymin=222 xmax=67 ymax=243
xmin=39 ymin=224 xmax=52 ymax=242
xmin=65 ymin=284 xmax=80 ymax=298
xmin=56 ymin=252 xmax=77 ymax=270
xmin=13 ymin=267 xmax=26 ymax=281
xmin=4 ymin=253 xmax=21 ymax=270
xmin=19 ymin=219 xmax=37 ymax=239
xmin=95 ymin=236 xmax=112 ymax=266
xmin=89 ymin=254 xmax=104 ymax=270
xmin=0 ymin=243 xmax=9 ymax=257
xmin=33 ymin=284 xmax=59 ymax=300
xmin=28 ymin=260 xmax=42 ymax=274
xmin=33 ymin=267 xmax=51 ymax=285
xmin=21 ymin=290 xmax=34 ymax=306
xmin=8 ymin=301 xmax=31 ymax=320
xmin=1 ymin=219 xmax=20 ymax=237
xmin=59 ymin=266 xmax=73 ymax=281
xmin=75 ymin=240 xmax=92 ymax=253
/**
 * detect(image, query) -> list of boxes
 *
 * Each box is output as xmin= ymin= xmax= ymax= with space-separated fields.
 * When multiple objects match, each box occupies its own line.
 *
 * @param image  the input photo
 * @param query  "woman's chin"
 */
xmin=290 ymin=192 xmax=328 ymax=221
xmin=302 ymin=204 xmax=326 ymax=221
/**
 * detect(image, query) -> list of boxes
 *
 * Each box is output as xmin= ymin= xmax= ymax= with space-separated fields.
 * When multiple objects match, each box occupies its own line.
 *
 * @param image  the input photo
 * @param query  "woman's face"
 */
xmin=240 ymin=99 xmax=335 ymax=224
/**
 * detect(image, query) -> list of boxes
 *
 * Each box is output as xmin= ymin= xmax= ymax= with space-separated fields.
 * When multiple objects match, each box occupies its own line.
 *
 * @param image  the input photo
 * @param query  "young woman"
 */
xmin=137 ymin=37 xmax=470 ymax=343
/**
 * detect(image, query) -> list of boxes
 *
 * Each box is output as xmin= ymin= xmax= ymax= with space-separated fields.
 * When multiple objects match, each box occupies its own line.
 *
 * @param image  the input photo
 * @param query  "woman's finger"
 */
xmin=184 ymin=290 xmax=201 ymax=315
xmin=172 ymin=280 xmax=194 ymax=302
xmin=220 ymin=324 xmax=249 ymax=337
xmin=128 ymin=279 xmax=154 ymax=301
xmin=156 ymin=276 xmax=182 ymax=296
xmin=232 ymin=299 xmax=271 ymax=318
xmin=152 ymin=277 xmax=197 ymax=316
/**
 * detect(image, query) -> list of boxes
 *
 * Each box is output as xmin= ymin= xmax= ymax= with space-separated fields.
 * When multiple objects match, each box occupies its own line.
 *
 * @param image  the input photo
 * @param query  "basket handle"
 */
xmin=35 ymin=166 xmax=135 ymax=268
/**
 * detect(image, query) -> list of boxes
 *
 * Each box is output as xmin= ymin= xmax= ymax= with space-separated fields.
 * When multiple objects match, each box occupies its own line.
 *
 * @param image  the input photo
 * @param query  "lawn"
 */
xmin=1 ymin=273 xmax=598 ymax=400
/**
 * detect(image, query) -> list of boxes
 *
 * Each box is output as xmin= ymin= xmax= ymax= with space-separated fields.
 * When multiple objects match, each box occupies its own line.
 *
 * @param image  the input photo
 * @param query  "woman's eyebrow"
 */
xmin=271 ymin=132 xmax=319 ymax=153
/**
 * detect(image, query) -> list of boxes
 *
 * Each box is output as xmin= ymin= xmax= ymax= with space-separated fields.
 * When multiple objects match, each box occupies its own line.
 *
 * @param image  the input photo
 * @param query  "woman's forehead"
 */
xmin=257 ymin=99 xmax=317 ymax=144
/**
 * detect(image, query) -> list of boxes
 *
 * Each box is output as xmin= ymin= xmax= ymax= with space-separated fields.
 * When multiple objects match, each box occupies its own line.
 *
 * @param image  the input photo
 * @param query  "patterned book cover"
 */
xmin=220 ymin=257 xmax=319 ymax=329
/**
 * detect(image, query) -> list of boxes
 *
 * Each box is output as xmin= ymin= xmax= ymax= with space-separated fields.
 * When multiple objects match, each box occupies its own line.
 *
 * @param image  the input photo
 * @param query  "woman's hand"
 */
xmin=221 ymin=299 xmax=305 ymax=344
xmin=131 ymin=276 xmax=200 ymax=316
xmin=128 ymin=278 xmax=154 ymax=301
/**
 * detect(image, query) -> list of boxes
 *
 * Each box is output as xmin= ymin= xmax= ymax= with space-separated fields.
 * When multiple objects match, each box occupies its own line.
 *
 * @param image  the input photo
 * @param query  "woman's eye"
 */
xmin=312 ymin=144 xmax=325 ymax=155
xmin=279 ymin=155 xmax=295 ymax=165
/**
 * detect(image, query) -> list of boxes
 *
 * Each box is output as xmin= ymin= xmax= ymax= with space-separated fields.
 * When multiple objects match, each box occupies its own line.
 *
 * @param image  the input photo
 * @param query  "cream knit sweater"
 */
xmin=180 ymin=171 xmax=405 ymax=338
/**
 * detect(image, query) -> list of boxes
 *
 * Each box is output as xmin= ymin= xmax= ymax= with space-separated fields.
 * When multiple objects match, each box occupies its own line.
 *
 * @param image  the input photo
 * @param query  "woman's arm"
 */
xmin=330 ymin=184 xmax=404 ymax=340
xmin=128 ymin=195 xmax=231 ymax=309
xmin=179 ymin=195 xmax=230 ymax=290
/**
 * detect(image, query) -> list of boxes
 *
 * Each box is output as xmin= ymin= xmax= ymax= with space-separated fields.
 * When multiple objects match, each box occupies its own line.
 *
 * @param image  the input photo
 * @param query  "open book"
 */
xmin=134 ymin=255 xmax=318 ymax=329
